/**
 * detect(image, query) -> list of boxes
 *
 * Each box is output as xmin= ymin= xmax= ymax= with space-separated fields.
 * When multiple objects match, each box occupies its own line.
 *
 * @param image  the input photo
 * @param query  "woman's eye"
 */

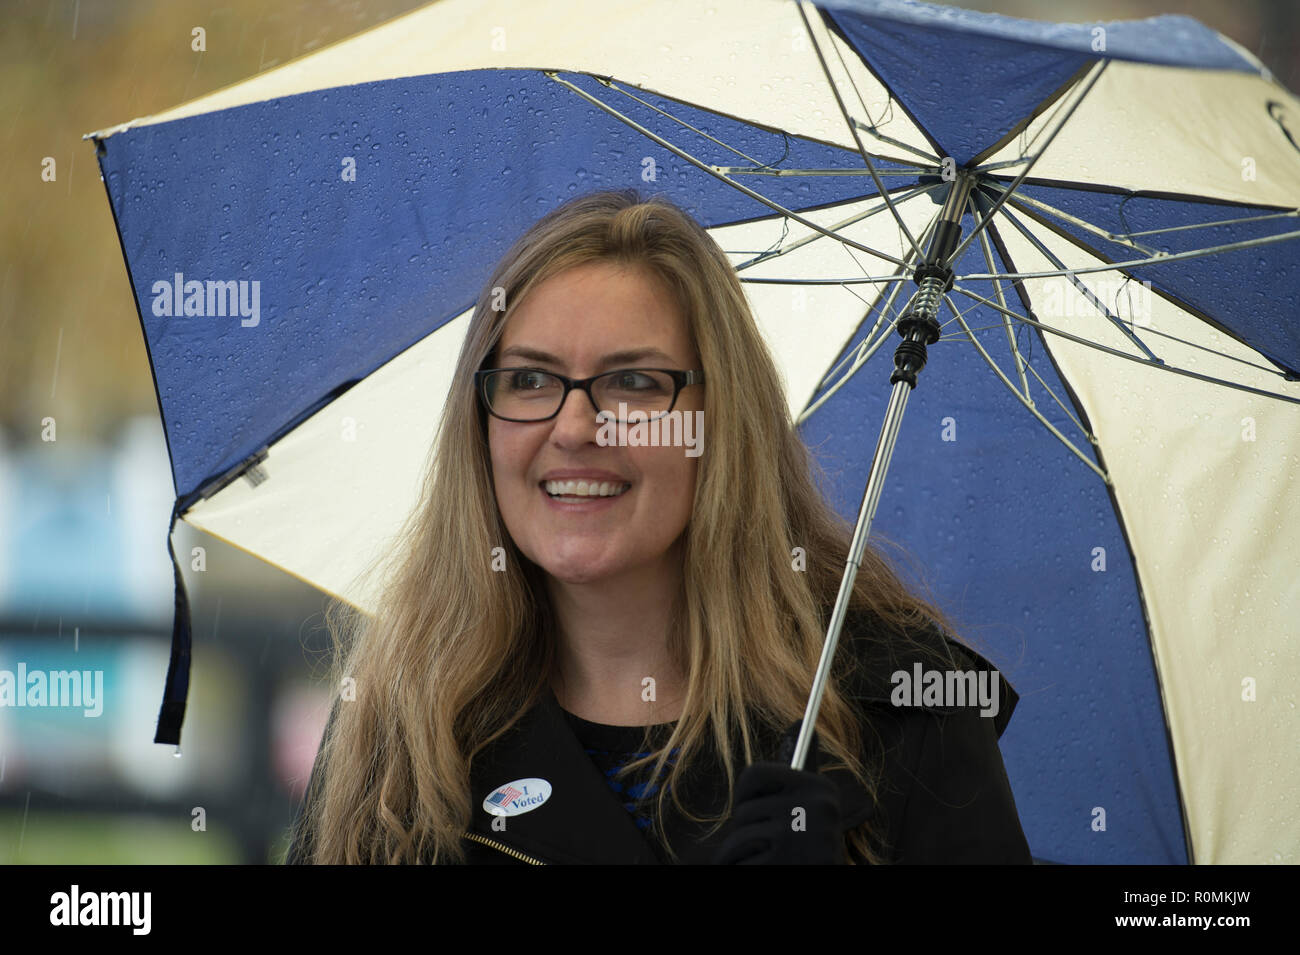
xmin=510 ymin=371 xmax=544 ymax=390
xmin=614 ymin=372 xmax=655 ymax=390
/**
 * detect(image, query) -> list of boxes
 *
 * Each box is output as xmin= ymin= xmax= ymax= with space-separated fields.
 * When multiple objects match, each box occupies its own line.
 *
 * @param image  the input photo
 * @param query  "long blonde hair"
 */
xmin=295 ymin=188 xmax=967 ymax=864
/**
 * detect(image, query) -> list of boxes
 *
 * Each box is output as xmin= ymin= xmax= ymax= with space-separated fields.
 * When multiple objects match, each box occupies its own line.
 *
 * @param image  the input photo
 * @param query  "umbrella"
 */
xmin=85 ymin=0 xmax=1300 ymax=864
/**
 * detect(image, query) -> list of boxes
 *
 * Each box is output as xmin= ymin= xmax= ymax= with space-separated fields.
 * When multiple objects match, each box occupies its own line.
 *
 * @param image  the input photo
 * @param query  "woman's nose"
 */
xmin=549 ymin=385 xmax=602 ymax=441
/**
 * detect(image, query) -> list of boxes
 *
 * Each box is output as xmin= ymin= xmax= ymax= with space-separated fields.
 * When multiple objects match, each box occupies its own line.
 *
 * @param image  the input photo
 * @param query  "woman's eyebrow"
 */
xmin=497 ymin=345 xmax=677 ymax=366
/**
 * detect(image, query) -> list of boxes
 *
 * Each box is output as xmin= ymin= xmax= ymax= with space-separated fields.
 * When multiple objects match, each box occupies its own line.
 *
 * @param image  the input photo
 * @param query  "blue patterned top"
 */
xmin=561 ymin=708 xmax=682 ymax=862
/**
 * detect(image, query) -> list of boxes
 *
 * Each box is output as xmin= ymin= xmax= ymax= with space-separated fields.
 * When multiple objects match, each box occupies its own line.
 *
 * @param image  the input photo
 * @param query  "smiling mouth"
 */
xmin=541 ymin=480 xmax=632 ymax=499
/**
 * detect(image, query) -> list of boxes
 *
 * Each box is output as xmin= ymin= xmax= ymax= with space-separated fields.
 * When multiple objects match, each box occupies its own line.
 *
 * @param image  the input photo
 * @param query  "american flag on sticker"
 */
xmin=487 ymin=785 xmax=522 ymax=807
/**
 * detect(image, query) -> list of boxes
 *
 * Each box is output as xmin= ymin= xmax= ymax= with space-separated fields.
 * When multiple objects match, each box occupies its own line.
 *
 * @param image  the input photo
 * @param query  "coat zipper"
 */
xmin=463 ymin=830 xmax=547 ymax=865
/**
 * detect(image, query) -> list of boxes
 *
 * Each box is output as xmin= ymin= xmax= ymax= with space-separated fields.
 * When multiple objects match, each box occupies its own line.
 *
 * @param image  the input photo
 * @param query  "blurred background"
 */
xmin=1 ymin=0 xmax=1296 ymax=864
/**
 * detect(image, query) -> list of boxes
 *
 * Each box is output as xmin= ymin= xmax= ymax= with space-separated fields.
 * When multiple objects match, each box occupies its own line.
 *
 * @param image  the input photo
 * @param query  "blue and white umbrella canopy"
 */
xmin=87 ymin=0 xmax=1300 ymax=864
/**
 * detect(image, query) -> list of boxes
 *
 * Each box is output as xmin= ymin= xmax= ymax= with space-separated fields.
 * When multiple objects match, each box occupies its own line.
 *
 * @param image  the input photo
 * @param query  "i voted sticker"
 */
xmin=483 ymin=778 xmax=552 ymax=817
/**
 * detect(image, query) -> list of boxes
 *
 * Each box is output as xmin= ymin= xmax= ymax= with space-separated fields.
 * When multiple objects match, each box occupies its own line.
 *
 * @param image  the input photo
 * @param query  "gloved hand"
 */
xmin=712 ymin=720 xmax=844 ymax=864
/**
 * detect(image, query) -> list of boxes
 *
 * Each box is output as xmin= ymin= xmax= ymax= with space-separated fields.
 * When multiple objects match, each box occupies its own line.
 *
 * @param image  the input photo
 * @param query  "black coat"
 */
xmin=286 ymin=614 xmax=1032 ymax=864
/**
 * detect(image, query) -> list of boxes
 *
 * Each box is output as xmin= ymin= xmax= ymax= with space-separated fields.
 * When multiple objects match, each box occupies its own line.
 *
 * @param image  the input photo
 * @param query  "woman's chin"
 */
xmin=538 ymin=554 xmax=631 ymax=586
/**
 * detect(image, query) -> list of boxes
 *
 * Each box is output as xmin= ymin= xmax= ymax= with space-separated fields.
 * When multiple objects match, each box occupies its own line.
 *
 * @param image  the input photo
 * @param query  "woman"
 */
xmin=285 ymin=188 xmax=1031 ymax=865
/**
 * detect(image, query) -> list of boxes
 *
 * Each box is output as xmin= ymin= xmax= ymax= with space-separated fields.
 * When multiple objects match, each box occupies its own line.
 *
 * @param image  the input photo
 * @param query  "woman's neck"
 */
xmin=546 ymin=562 xmax=686 ymax=726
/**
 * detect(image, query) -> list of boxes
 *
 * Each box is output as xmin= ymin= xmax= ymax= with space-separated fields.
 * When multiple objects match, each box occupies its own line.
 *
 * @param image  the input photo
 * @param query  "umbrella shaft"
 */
xmin=791 ymin=178 xmax=972 ymax=771
xmin=791 ymin=372 xmax=915 ymax=771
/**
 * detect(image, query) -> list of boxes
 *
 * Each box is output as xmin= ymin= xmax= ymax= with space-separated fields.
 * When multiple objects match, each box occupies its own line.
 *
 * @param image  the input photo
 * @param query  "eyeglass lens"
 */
xmin=484 ymin=369 xmax=676 ymax=421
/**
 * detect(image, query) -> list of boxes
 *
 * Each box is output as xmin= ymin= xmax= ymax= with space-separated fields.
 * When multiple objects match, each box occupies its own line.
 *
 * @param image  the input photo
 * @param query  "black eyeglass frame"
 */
xmin=474 ymin=367 xmax=705 ymax=423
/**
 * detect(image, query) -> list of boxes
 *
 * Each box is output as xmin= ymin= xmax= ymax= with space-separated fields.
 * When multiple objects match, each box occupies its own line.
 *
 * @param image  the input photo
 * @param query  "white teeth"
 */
xmin=543 ymin=480 xmax=630 ymax=498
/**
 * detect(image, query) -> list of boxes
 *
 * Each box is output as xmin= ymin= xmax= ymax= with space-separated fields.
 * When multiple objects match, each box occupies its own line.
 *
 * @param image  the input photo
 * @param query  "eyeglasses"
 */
xmin=475 ymin=367 xmax=705 ymax=423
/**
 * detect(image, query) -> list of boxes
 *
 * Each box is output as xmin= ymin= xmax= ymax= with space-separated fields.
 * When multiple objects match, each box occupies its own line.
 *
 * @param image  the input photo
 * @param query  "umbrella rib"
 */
xmin=977 ymin=175 xmax=1299 ymax=211
xmin=796 ymin=310 xmax=901 ymax=425
xmin=955 ymin=225 xmax=1300 ymax=281
xmin=947 ymin=59 xmax=1110 ymax=267
xmin=840 ymin=272 xmax=909 ymax=333
xmin=738 ymin=275 xmax=910 ymax=285
xmin=717 ymin=167 xmax=931 ymax=176
xmin=996 ymin=197 xmax=1292 ymax=379
xmin=960 ymin=195 xmax=1095 ymax=436
xmin=1114 ymin=209 xmax=1300 ymax=240
xmin=732 ymin=180 xmax=947 ymax=273
xmin=602 ymin=75 xmax=937 ymax=171
xmin=794 ymin=0 xmax=926 ymax=261
xmin=1015 ymin=342 xmax=1095 ymax=435
xmin=966 ymin=179 xmax=1300 ymax=379
xmin=1038 ymin=286 xmax=1289 ymax=380
xmin=797 ymin=217 xmax=941 ymax=423
xmin=544 ymin=71 xmax=910 ymax=268
xmin=821 ymin=14 xmax=941 ymax=166
xmin=935 ymin=290 xmax=985 ymax=330
xmin=936 ymin=321 xmax=1023 ymax=339
xmin=988 ymin=197 xmax=1161 ymax=363
xmin=601 ymin=82 xmax=786 ymax=170
xmin=942 ymin=293 xmax=1109 ymax=484
xmin=813 ymin=7 xmax=949 ymax=161
xmin=950 ymin=284 xmax=1300 ymax=407
xmin=988 ymin=181 xmax=1300 ymax=256
xmin=987 ymin=186 xmax=1159 ymax=256
xmin=831 ymin=224 xmax=933 ymax=366
xmin=803 ymin=268 xmax=912 ymax=411
xmin=943 ymin=316 xmax=1097 ymax=439
xmin=846 ymin=120 xmax=942 ymax=167
xmin=971 ymin=196 xmax=1033 ymax=401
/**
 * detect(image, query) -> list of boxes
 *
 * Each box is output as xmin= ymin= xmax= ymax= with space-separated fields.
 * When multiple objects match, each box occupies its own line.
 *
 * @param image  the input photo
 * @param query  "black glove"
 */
xmin=712 ymin=720 xmax=844 ymax=864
